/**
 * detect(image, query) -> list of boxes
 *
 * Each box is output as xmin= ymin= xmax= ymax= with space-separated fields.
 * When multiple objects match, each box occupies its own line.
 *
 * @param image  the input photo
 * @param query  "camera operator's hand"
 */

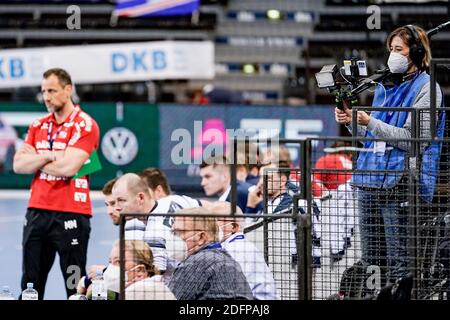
xmin=335 ymin=108 xmax=371 ymax=126
xmin=335 ymin=107 xmax=352 ymax=125
xmin=356 ymin=111 xmax=370 ymax=126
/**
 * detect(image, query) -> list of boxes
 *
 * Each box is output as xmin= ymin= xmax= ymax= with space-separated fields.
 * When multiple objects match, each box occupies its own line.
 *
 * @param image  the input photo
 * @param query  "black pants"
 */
xmin=21 ymin=208 xmax=91 ymax=299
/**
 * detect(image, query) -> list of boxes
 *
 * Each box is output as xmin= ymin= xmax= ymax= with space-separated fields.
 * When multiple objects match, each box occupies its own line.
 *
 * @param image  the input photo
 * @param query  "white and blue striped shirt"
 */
xmin=222 ymin=232 xmax=280 ymax=300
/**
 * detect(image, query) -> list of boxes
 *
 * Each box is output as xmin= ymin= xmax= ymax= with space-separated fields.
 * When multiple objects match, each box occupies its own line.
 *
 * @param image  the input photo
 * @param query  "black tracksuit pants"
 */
xmin=21 ymin=208 xmax=91 ymax=299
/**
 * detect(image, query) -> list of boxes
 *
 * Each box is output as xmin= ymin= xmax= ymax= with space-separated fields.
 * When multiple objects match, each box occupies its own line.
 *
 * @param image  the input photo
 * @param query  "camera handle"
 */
xmin=335 ymin=89 xmax=359 ymax=110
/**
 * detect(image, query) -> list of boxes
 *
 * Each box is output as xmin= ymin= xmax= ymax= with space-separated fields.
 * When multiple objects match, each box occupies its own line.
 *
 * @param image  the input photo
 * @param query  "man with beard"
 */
xmin=13 ymin=68 xmax=100 ymax=299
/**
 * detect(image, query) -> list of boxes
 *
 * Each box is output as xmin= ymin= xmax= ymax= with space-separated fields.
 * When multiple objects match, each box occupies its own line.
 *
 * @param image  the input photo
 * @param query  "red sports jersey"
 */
xmin=25 ymin=106 xmax=100 ymax=215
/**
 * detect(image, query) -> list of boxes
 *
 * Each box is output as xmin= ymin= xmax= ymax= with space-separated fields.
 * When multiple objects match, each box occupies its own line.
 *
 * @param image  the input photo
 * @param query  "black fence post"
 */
xmin=300 ymin=140 xmax=308 ymax=200
xmin=119 ymin=214 xmax=125 ymax=300
xmin=263 ymin=166 xmax=269 ymax=265
xmin=430 ymin=59 xmax=437 ymax=140
xmin=294 ymin=194 xmax=312 ymax=300
xmin=304 ymin=139 xmax=313 ymax=300
xmin=231 ymin=137 xmax=238 ymax=215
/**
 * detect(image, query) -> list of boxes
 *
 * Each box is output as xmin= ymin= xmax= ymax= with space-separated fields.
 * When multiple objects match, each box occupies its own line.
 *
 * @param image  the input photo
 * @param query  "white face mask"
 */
xmin=387 ymin=52 xmax=410 ymax=74
xmin=103 ymin=264 xmax=136 ymax=292
xmin=166 ymin=234 xmax=189 ymax=263
xmin=103 ymin=264 xmax=121 ymax=293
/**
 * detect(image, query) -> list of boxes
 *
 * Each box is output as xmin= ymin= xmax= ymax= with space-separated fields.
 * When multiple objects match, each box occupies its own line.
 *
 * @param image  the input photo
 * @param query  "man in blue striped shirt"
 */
xmin=168 ymin=207 xmax=253 ymax=300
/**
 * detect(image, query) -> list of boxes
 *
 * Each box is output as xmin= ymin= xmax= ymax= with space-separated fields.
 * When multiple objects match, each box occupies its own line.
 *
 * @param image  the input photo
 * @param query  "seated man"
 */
xmin=112 ymin=172 xmax=213 ymax=280
xmin=168 ymin=207 xmax=254 ymax=300
xmin=200 ymin=155 xmax=253 ymax=212
xmin=102 ymin=178 xmax=119 ymax=225
xmin=101 ymin=177 xmax=148 ymax=240
xmin=245 ymin=160 xmax=299 ymax=215
xmin=245 ymin=161 xmax=322 ymax=268
xmin=211 ymin=202 xmax=279 ymax=300
xmin=138 ymin=167 xmax=171 ymax=200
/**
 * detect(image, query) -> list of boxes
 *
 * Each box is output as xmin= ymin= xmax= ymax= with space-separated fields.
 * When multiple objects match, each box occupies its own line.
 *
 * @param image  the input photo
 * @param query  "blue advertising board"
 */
xmin=159 ymin=104 xmax=337 ymax=189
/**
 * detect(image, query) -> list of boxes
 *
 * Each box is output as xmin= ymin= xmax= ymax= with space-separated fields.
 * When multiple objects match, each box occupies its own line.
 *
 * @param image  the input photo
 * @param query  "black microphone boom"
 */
xmin=350 ymin=67 xmax=391 ymax=96
xmin=427 ymin=21 xmax=450 ymax=38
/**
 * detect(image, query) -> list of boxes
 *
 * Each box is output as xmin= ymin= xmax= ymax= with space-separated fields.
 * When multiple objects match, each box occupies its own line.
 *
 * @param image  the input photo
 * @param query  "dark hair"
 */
xmin=43 ymin=68 xmax=73 ymax=87
xmin=138 ymin=168 xmax=171 ymax=195
xmin=102 ymin=178 xmax=117 ymax=196
xmin=200 ymin=155 xmax=229 ymax=169
xmin=277 ymin=160 xmax=291 ymax=179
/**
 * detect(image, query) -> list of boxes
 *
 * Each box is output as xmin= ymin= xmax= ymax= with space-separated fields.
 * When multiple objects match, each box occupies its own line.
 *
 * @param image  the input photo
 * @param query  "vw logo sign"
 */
xmin=101 ymin=127 xmax=138 ymax=166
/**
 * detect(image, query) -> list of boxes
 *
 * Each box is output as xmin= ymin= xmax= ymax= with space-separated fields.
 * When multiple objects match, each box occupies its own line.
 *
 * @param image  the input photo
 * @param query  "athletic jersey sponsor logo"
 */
xmin=74 ymin=192 xmax=87 ymax=203
xmin=39 ymin=172 xmax=67 ymax=181
xmin=75 ymin=179 xmax=88 ymax=189
xmin=64 ymin=219 xmax=78 ymax=230
xmin=68 ymin=127 xmax=81 ymax=146
xmin=79 ymin=112 xmax=93 ymax=132
xmin=52 ymin=141 xmax=67 ymax=150
xmin=36 ymin=140 xmax=51 ymax=149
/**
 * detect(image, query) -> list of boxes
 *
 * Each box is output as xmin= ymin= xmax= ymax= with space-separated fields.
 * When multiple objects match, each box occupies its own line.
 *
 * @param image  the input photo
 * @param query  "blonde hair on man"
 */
xmin=209 ymin=201 xmax=244 ymax=227
xmin=175 ymin=207 xmax=218 ymax=242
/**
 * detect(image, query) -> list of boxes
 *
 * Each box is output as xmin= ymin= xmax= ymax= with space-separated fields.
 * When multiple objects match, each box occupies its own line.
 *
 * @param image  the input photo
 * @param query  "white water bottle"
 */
xmin=0 ymin=286 xmax=15 ymax=300
xmin=22 ymin=283 xmax=38 ymax=300
xmin=91 ymin=270 xmax=107 ymax=300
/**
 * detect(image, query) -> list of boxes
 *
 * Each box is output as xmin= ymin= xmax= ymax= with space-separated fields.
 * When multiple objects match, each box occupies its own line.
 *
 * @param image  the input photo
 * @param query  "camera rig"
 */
xmin=315 ymin=60 xmax=392 ymax=110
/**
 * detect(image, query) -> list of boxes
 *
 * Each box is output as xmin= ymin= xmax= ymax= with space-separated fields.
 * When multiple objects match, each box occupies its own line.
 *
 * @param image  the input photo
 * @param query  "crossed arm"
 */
xmin=13 ymin=143 xmax=90 ymax=177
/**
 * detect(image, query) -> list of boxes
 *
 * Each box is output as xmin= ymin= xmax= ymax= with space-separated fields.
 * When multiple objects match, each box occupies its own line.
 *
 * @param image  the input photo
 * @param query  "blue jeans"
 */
xmin=357 ymin=187 xmax=409 ymax=282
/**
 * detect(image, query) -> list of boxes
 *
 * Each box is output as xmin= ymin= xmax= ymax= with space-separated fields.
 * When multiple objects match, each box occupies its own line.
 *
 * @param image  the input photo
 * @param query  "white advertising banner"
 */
xmin=0 ymin=41 xmax=214 ymax=88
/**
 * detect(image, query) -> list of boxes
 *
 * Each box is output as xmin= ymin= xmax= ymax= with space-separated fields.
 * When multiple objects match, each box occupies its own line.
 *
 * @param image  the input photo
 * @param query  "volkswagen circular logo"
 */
xmin=101 ymin=127 xmax=138 ymax=166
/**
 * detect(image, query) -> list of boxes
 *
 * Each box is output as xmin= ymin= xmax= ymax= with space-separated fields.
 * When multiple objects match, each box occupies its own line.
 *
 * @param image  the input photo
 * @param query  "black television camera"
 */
xmin=315 ymin=58 xmax=391 ymax=110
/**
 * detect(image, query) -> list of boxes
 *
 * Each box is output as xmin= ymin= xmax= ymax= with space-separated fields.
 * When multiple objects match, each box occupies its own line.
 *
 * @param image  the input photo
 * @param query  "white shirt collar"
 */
xmin=218 ymin=185 xmax=231 ymax=201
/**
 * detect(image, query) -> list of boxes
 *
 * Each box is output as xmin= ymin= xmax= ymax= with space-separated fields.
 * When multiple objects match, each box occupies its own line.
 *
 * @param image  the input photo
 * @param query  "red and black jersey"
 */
xmin=25 ymin=106 xmax=100 ymax=216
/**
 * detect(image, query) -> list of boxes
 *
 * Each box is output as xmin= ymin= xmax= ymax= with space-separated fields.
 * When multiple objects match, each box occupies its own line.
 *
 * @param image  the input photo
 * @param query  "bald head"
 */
xmin=114 ymin=173 xmax=151 ymax=198
xmin=112 ymin=173 xmax=152 ymax=215
xmin=210 ymin=201 xmax=243 ymax=215
xmin=210 ymin=201 xmax=244 ymax=225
